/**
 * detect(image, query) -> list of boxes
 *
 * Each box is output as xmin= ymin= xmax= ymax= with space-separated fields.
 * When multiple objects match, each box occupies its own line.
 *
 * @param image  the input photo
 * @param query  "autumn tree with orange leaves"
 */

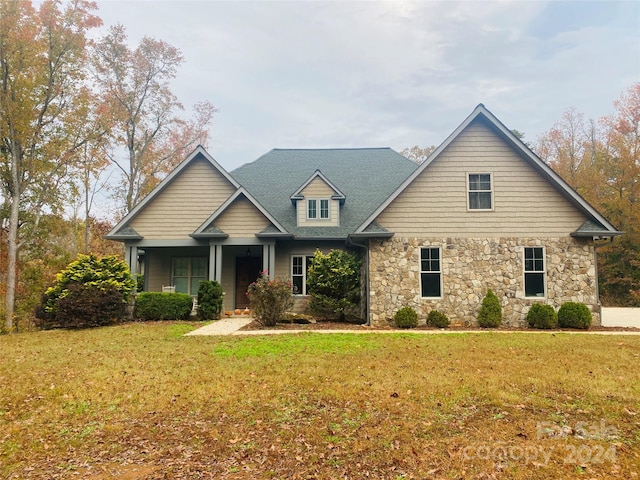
xmin=91 ymin=25 xmax=216 ymax=214
xmin=0 ymin=0 xmax=103 ymax=331
xmin=536 ymin=84 xmax=640 ymax=306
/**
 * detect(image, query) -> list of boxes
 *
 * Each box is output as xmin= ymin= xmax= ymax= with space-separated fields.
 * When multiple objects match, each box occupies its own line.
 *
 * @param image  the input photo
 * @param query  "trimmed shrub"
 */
xmin=558 ymin=302 xmax=592 ymax=329
xmin=394 ymin=306 xmax=418 ymax=328
xmin=135 ymin=292 xmax=194 ymax=321
xmin=307 ymin=249 xmax=361 ymax=321
xmin=136 ymin=274 xmax=145 ymax=292
xmin=426 ymin=310 xmax=450 ymax=328
xmin=526 ymin=304 xmax=558 ymax=329
xmin=478 ymin=289 xmax=502 ymax=328
xmin=56 ymin=283 xmax=124 ymax=329
xmin=247 ymin=272 xmax=293 ymax=327
xmin=35 ymin=282 xmax=125 ymax=329
xmin=36 ymin=254 xmax=135 ymax=328
xmin=197 ymin=280 xmax=223 ymax=320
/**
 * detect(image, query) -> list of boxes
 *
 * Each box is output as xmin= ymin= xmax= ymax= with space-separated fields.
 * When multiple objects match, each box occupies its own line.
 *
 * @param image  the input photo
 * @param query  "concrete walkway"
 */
xmin=185 ymin=316 xmax=254 ymax=336
xmin=185 ymin=318 xmax=640 ymax=336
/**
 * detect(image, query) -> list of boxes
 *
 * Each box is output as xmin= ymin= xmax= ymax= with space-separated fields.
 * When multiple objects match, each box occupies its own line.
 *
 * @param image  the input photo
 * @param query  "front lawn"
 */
xmin=1 ymin=323 xmax=638 ymax=479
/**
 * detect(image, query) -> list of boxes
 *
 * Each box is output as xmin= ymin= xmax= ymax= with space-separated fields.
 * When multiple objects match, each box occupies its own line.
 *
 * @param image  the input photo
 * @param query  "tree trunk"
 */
xmin=4 ymin=152 xmax=21 ymax=332
xmin=84 ymin=167 xmax=90 ymax=254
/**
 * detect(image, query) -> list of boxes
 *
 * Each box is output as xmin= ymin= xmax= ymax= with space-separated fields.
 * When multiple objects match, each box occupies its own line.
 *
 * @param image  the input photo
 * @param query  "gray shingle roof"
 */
xmin=232 ymin=148 xmax=417 ymax=238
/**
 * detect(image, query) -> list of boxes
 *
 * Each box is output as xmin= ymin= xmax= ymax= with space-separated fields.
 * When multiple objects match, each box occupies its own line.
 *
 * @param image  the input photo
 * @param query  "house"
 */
xmin=106 ymin=105 xmax=621 ymax=326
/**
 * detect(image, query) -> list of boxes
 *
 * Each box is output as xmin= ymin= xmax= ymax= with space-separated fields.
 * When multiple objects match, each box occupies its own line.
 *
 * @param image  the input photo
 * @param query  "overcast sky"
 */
xmin=94 ymin=0 xmax=639 ymax=172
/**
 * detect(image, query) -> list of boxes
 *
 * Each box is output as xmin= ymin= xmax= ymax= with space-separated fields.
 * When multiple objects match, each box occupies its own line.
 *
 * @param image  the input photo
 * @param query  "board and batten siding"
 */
xmin=375 ymin=119 xmax=587 ymax=237
xmin=129 ymin=157 xmax=237 ymax=239
xmin=297 ymin=177 xmax=340 ymax=227
xmin=215 ymin=196 xmax=270 ymax=237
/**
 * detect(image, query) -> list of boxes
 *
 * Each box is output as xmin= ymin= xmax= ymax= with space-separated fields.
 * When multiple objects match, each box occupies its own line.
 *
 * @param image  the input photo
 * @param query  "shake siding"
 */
xmin=297 ymin=178 xmax=340 ymax=227
xmin=376 ymin=120 xmax=586 ymax=237
xmin=129 ymin=158 xmax=236 ymax=239
xmin=215 ymin=197 xmax=270 ymax=237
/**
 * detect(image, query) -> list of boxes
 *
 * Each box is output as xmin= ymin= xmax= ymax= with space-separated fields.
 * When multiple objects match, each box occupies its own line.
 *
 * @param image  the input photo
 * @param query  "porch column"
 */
xmin=209 ymin=243 xmax=223 ymax=282
xmin=262 ymin=243 xmax=275 ymax=279
xmin=125 ymin=246 xmax=138 ymax=276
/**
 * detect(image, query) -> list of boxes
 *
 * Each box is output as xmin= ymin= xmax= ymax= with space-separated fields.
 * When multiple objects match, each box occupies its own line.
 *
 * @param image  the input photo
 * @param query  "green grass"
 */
xmin=1 ymin=323 xmax=638 ymax=479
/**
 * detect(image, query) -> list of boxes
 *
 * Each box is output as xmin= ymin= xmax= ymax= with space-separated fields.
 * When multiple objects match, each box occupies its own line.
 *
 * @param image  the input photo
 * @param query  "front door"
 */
xmin=235 ymin=256 xmax=262 ymax=308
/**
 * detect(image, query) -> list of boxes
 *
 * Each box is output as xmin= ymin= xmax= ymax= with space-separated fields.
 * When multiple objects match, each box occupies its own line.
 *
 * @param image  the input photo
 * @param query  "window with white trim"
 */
xmin=420 ymin=247 xmax=442 ymax=298
xmin=172 ymin=257 xmax=207 ymax=295
xmin=292 ymin=255 xmax=313 ymax=295
xmin=524 ymin=247 xmax=545 ymax=297
xmin=468 ymin=173 xmax=493 ymax=210
xmin=319 ymin=199 xmax=330 ymax=219
xmin=307 ymin=198 xmax=330 ymax=219
xmin=307 ymin=199 xmax=317 ymax=219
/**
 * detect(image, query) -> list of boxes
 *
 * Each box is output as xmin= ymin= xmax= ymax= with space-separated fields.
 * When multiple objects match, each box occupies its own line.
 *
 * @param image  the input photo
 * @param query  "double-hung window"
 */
xmin=524 ymin=247 xmax=545 ymax=297
xmin=307 ymin=199 xmax=317 ymax=219
xmin=420 ymin=247 xmax=442 ymax=298
xmin=319 ymin=199 xmax=330 ymax=219
xmin=292 ymin=255 xmax=313 ymax=295
xmin=172 ymin=257 xmax=207 ymax=295
xmin=468 ymin=173 xmax=493 ymax=210
xmin=307 ymin=199 xmax=330 ymax=219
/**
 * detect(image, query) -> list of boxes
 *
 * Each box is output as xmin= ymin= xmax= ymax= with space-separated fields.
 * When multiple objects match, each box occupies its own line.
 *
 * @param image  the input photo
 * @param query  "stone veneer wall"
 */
xmin=369 ymin=237 xmax=598 ymax=327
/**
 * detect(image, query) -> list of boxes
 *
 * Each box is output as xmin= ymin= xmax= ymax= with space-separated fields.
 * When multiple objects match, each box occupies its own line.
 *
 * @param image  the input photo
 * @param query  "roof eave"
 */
xmin=103 ymin=234 xmax=143 ymax=241
xmin=348 ymin=232 xmax=394 ymax=239
xmin=292 ymin=236 xmax=349 ymax=241
xmin=570 ymin=230 xmax=624 ymax=239
xmin=256 ymin=232 xmax=294 ymax=239
xmin=189 ymin=233 xmax=229 ymax=239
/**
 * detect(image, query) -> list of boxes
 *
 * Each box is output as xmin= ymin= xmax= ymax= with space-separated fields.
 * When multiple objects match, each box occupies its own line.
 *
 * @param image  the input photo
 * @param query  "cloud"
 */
xmin=94 ymin=0 xmax=639 ymax=170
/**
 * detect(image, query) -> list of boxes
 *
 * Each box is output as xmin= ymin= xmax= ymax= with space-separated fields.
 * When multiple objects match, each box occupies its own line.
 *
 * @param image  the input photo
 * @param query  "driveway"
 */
xmin=601 ymin=307 xmax=640 ymax=328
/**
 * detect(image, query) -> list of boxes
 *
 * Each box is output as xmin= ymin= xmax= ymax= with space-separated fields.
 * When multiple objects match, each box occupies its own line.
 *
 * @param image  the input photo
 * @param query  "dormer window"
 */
xmin=320 ymin=199 xmax=329 ymax=219
xmin=307 ymin=198 xmax=330 ymax=219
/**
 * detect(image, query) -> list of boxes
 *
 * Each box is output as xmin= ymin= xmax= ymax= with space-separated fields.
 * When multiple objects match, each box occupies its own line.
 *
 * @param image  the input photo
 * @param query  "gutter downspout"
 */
xmin=593 ymin=237 xmax=614 ymax=325
xmin=348 ymin=236 xmax=370 ymax=326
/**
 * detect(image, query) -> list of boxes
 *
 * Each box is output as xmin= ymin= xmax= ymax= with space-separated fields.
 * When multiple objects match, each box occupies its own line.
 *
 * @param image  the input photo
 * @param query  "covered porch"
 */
xmin=125 ymin=239 xmax=276 ymax=311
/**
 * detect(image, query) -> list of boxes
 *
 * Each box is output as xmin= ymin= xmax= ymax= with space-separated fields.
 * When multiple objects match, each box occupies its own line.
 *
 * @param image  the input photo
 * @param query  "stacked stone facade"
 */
xmin=368 ymin=236 xmax=598 ymax=327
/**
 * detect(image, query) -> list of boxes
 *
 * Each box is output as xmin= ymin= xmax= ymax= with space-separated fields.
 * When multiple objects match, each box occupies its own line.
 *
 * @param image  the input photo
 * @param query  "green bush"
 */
xmin=35 ymin=282 xmax=125 ymax=329
xmin=59 ymin=283 xmax=124 ymax=329
xmin=135 ymin=292 xmax=194 ymax=321
xmin=247 ymin=272 xmax=293 ymax=327
xmin=426 ymin=310 xmax=450 ymax=328
xmin=136 ymin=274 xmax=145 ymax=292
xmin=478 ymin=289 xmax=502 ymax=328
xmin=197 ymin=280 xmax=223 ymax=320
xmin=36 ymin=254 xmax=135 ymax=325
xmin=394 ymin=306 xmax=418 ymax=328
xmin=526 ymin=304 xmax=558 ymax=329
xmin=307 ymin=249 xmax=361 ymax=321
xmin=558 ymin=302 xmax=592 ymax=329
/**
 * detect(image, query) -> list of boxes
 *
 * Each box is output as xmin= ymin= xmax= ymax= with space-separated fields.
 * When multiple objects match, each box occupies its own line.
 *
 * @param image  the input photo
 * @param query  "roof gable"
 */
xmin=191 ymin=187 xmax=289 ymax=238
xmin=291 ymin=169 xmax=346 ymax=204
xmin=356 ymin=104 xmax=621 ymax=237
xmin=106 ymin=145 xmax=239 ymax=240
